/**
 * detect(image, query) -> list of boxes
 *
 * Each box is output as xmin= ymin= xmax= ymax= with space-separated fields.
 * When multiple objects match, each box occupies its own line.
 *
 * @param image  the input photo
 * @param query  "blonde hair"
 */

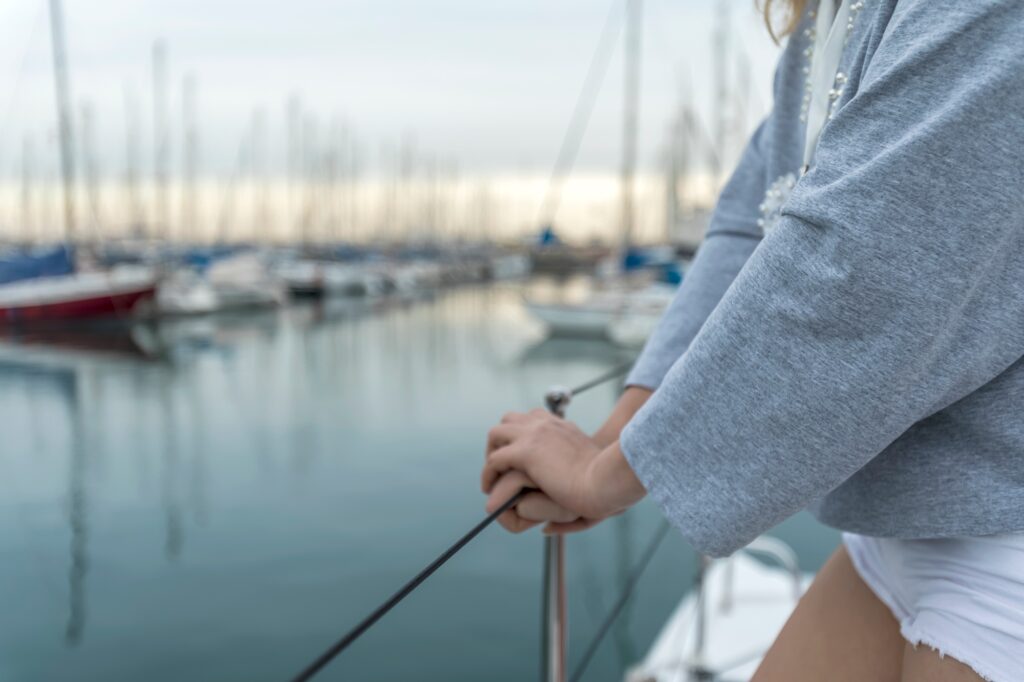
xmin=761 ymin=0 xmax=809 ymax=42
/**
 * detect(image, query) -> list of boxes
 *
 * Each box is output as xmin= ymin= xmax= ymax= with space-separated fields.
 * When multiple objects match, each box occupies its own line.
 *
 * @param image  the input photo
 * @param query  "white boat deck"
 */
xmin=628 ymin=546 xmax=812 ymax=682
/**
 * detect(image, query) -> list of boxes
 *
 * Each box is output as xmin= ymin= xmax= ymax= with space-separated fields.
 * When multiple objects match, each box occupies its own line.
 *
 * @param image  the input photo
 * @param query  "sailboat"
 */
xmin=0 ymin=257 xmax=158 ymax=322
xmin=524 ymin=0 xmax=681 ymax=342
xmin=157 ymin=249 xmax=285 ymax=315
xmin=0 ymin=0 xmax=158 ymax=324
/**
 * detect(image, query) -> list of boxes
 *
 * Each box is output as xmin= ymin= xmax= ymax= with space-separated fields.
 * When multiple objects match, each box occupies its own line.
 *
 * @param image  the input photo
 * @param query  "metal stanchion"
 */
xmin=540 ymin=386 xmax=572 ymax=682
xmin=689 ymin=555 xmax=713 ymax=681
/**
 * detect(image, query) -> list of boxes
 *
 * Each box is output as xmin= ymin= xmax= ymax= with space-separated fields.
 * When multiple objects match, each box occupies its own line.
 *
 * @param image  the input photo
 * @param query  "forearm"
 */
xmin=592 ymin=386 xmax=653 ymax=448
xmin=584 ymin=440 xmax=647 ymax=517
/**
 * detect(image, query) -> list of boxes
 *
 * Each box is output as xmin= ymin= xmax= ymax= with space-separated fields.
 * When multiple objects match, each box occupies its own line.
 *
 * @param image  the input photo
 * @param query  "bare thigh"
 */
xmin=901 ymin=642 xmax=986 ymax=682
xmin=751 ymin=544 xmax=904 ymax=682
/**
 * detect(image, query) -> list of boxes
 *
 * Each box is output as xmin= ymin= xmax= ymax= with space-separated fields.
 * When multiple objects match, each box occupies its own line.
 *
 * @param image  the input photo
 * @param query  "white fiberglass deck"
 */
xmin=628 ymin=546 xmax=812 ymax=682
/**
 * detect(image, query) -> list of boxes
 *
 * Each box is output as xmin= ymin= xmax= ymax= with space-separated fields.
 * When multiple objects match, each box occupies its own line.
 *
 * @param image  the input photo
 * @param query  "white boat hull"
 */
xmin=526 ymin=283 xmax=677 ymax=340
xmin=524 ymin=301 xmax=618 ymax=338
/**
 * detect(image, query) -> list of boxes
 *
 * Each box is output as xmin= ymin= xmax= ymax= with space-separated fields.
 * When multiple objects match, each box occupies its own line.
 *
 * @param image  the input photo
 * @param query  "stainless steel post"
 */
xmin=688 ymin=554 xmax=714 ymax=681
xmin=541 ymin=386 xmax=572 ymax=682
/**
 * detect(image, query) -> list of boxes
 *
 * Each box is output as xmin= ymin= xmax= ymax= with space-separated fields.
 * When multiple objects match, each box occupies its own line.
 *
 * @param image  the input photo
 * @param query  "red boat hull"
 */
xmin=0 ymin=285 xmax=157 ymax=323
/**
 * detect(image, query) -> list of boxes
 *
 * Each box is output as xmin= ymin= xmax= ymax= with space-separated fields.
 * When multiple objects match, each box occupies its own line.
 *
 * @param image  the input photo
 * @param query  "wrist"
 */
xmin=582 ymin=440 xmax=646 ymax=518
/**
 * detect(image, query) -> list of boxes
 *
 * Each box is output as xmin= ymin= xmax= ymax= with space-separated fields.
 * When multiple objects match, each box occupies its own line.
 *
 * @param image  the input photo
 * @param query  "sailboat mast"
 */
xmin=123 ymin=84 xmax=143 ymax=235
xmin=664 ymin=116 xmax=680 ymax=243
xmin=182 ymin=73 xmax=198 ymax=244
xmin=47 ymin=0 xmax=77 ymax=243
xmin=251 ymin=108 xmax=270 ymax=244
xmin=80 ymin=101 xmax=102 ymax=232
xmin=21 ymin=135 xmax=35 ymax=242
xmin=620 ymin=0 xmax=642 ymax=251
xmin=286 ymin=95 xmax=302 ymax=243
xmin=152 ymin=41 xmax=169 ymax=240
xmin=712 ymin=0 xmax=731 ymax=184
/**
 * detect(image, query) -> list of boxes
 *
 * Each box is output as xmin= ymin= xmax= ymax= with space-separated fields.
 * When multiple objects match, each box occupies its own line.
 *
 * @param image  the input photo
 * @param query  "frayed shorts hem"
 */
xmin=843 ymin=532 xmax=1018 ymax=682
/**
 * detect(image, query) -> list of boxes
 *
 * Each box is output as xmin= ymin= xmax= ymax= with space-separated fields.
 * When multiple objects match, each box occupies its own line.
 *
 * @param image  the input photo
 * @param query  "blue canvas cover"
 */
xmin=0 ymin=246 xmax=75 ymax=285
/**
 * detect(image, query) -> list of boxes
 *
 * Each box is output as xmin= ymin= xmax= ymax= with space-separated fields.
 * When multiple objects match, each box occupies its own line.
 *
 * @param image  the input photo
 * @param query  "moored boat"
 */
xmin=524 ymin=296 xmax=623 ymax=338
xmin=526 ymin=282 xmax=677 ymax=340
xmin=278 ymin=260 xmax=374 ymax=298
xmin=278 ymin=259 xmax=326 ymax=298
xmin=206 ymin=252 xmax=286 ymax=310
xmin=0 ymin=265 xmax=158 ymax=323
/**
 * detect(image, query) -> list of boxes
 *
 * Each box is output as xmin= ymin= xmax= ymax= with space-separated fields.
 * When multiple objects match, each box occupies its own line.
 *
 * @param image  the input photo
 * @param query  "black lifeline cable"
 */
xmin=289 ymin=359 xmax=634 ymax=682
xmin=289 ymin=488 xmax=530 ymax=682
xmin=569 ymin=520 xmax=672 ymax=682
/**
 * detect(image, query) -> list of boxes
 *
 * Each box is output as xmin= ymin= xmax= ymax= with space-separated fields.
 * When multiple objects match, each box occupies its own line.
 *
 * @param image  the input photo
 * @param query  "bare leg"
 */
xmin=900 ymin=643 xmax=986 ymax=682
xmin=751 ymin=544 xmax=904 ymax=682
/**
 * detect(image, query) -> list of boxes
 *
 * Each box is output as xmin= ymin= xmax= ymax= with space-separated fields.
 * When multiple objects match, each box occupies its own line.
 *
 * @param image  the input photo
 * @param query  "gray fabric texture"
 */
xmin=621 ymin=0 xmax=1024 ymax=557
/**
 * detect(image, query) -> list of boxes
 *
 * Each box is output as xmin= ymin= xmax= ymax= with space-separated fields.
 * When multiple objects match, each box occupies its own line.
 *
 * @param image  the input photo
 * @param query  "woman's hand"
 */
xmin=484 ymin=469 xmax=586 ymax=534
xmin=482 ymin=409 xmax=646 ymax=534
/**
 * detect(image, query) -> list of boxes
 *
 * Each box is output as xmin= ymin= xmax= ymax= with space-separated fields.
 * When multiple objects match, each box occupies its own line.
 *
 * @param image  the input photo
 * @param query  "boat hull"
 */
xmin=0 ymin=269 xmax=158 ymax=323
xmin=0 ymin=287 xmax=155 ymax=322
xmin=525 ymin=301 xmax=617 ymax=338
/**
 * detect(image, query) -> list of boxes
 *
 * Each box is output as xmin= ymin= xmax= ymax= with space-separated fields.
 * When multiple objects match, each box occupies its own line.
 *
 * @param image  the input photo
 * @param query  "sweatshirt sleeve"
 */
xmin=625 ymin=118 xmax=770 ymax=390
xmin=620 ymin=0 xmax=1024 ymax=557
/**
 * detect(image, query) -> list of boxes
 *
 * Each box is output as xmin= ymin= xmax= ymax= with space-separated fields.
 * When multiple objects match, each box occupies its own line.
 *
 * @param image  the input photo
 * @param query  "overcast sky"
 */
xmin=0 ymin=0 xmax=781 ymax=179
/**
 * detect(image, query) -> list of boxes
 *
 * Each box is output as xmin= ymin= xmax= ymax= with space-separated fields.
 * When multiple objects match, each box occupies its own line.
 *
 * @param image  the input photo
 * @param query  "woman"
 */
xmin=481 ymin=0 xmax=1024 ymax=680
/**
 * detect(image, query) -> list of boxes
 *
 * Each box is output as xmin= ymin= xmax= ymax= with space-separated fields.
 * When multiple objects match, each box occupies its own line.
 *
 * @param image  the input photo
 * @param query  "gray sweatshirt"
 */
xmin=621 ymin=0 xmax=1024 ymax=558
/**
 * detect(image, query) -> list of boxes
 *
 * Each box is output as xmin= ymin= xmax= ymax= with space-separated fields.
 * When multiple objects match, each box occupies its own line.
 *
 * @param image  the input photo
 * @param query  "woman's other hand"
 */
xmin=592 ymin=386 xmax=653 ymax=448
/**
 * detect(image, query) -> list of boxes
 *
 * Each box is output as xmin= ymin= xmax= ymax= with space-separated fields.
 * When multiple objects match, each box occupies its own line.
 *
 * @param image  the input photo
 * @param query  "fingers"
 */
xmin=486 ymin=471 xmax=541 ymax=534
xmin=515 ymin=491 xmax=578 ymax=524
xmin=489 ymin=409 xmax=557 ymax=454
xmin=542 ymin=518 xmax=601 ymax=535
xmin=481 ymin=442 xmax=526 ymax=493
xmin=482 ymin=408 xmax=592 ymax=535
xmin=498 ymin=514 xmax=540 ymax=534
xmin=485 ymin=470 xmax=532 ymax=513
xmin=498 ymin=408 xmax=548 ymax=424
xmin=486 ymin=423 xmax=522 ymax=457
xmin=487 ymin=469 xmax=580 ymax=535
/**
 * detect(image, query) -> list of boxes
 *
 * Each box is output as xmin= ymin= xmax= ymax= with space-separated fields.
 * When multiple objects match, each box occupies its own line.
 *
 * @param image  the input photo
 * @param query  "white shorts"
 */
xmin=843 ymin=532 xmax=1024 ymax=682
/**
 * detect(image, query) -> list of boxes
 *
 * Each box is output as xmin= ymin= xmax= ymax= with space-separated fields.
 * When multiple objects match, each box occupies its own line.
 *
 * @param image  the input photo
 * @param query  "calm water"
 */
xmin=0 ymin=282 xmax=840 ymax=682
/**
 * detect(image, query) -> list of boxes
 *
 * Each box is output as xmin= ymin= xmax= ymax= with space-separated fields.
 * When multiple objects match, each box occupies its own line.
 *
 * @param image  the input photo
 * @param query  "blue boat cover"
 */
xmin=181 ymin=245 xmax=239 ymax=271
xmin=0 ymin=245 xmax=74 ymax=285
xmin=536 ymin=225 xmax=562 ymax=246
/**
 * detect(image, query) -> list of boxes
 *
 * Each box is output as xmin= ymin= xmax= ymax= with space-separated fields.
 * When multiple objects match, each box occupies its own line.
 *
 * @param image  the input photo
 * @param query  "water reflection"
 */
xmin=65 ymin=370 xmax=87 ymax=646
xmin=613 ymin=514 xmax=637 ymax=667
xmin=0 ymin=284 xmax=839 ymax=682
xmin=159 ymin=378 xmax=184 ymax=562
